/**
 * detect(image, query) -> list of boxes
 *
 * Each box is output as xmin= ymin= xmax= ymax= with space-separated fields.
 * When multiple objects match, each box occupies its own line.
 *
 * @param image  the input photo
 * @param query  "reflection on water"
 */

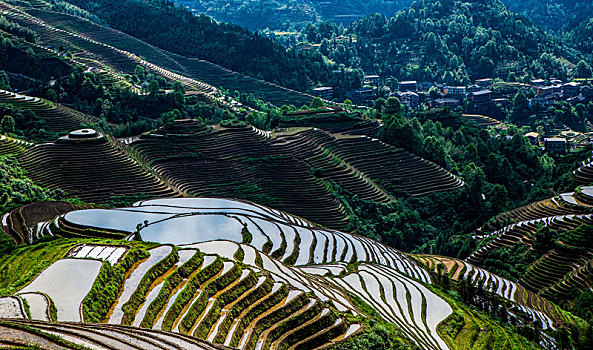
xmin=65 ymin=210 xmax=172 ymax=233
xmin=20 ymin=259 xmax=102 ymax=322
xmin=140 ymin=215 xmax=244 ymax=245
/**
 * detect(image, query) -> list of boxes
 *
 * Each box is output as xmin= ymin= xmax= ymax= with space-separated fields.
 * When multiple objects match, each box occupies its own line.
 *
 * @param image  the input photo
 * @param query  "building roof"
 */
xmin=435 ymin=98 xmax=459 ymax=103
xmin=563 ymin=82 xmax=580 ymax=88
xmin=544 ymin=138 xmax=567 ymax=143
xmin=400 ymin=81 xmax=417 ymax=85
xmin=313 ymin=87 xmax=333 ymax=92
xmin=471 ymin=90 xmax=492 ymax=96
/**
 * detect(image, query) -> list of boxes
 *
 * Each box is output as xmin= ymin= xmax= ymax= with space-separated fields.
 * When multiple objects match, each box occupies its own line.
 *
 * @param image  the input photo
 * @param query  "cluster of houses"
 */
xmin=313 ymin=77 xmax=497 ymax=113
xmin=312 ymin=76 xmax=593 ymax=154
xmin=528 ymin=79 xmax=593 ymax=112
xmin=312 ymin=77 xmax=593 ymax=117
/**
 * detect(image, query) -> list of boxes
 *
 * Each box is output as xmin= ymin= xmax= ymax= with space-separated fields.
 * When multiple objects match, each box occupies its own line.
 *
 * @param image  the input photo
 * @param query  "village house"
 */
xmin=468 ymin=90 xmax=492 ymax=105
xmin=562 ymin=82 xmax=581 ymax=97
xmin=476 ymin=78 xmax=493 ymax=88
xmin=432 ymin=98 xmax=459 ymax=109
xmin=312 ymin=86 xmax=333 ymax=100
xmin=544 ymin=138 xmax=567 ymax=153
xmin=399 ymin=81 xmax=418 ymax=92
xmin=444 ymin=86 xmax=467 ymax=97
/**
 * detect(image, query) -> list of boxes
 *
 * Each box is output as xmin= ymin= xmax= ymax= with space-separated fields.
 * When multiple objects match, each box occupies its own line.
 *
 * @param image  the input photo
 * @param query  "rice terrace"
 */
xmin=1 ymin=0 xmax=593 ymax=349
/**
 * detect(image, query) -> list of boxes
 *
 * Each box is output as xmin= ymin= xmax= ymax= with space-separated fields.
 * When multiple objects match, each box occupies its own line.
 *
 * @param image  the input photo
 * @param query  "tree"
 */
xmin=148 ymin=79 xmax=160 ymax=96
xmin=576 ymin=60 xmax=593 ymax=78
xmin=0 ymin=71 xmax=9 ymax=90
xmin=383 ymin=97 xmax=401 ymax=115
xmin=510 ymin=91 xmax=529 ymax=121
xmin=0 ymin=115 xmax=15 ymax=133
xmin=373 ymin=97 xmax=386 ymax=112
xmin=310 ymin=97 xmax=325 ymax=108
xmin=160 ymin=109 xmax=181 ymax=129
xmin=343 ymin=99 xmax=353 ymax=109
xmin=134 ymin=65 xmax=146 ymax=83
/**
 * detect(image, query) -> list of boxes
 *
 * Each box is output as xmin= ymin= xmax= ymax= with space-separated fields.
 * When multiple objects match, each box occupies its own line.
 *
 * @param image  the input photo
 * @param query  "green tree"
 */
xmin=383 ymin=97 xmax=401 ymax=115
xmin=0 ymin=71 xmax=9 ymax=90
xmin=575 ymin=60 xmax=593 ymax=78
xmin=1 ymin=115 xmax=15 ymax=133
xmin=511 ymin=91 xmax=529 ymax=121
xmin=310 ymin=97 xmax=325 ymax=108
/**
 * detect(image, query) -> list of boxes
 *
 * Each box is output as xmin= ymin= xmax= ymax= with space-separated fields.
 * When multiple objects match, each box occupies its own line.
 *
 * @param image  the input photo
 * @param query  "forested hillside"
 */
xmin=175 ymin=0 xmax=414 ymax=30
xmin=501 ymin=0 xmax=593 ymax=33
xmin=60 ymin=0 xmax=331 ymax=91
xmin=305 ymin=0 xmax=588 ymax=85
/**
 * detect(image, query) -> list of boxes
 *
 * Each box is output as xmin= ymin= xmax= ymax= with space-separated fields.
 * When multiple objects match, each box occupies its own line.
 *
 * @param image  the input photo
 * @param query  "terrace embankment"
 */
xmin=127 ymin=121 xmax=462 ymax=230
xmin=19 ymin=129 xmax=178 ymax=203
xmin=0 ymin=89 xmax=96 ymax=132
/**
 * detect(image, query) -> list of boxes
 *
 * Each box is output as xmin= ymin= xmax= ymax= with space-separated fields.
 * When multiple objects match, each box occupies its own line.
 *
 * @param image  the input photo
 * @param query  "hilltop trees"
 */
xmin=302 ymin=0 xmax=586 ymax=84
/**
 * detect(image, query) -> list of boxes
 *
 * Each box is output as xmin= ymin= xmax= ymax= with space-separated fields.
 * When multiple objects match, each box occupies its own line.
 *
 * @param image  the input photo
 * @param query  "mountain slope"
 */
xmin=501 ymin=0 xmax=593 ymax=32
xmin=174 ymin=0 xmax=414 ymax=30
xmin=56 ymin=0 xmax=323 ymax=91
xmin=335 ymin=0 xmax=585 ymax=83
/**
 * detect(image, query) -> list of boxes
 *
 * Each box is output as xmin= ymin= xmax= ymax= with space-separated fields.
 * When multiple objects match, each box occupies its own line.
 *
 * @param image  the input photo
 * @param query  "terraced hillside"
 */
xmin=0 ymin=135 xmax=31 ymax=156
xmin=473 ymin=190 xmax=593 ymax=236
xmin=0 ymin=319 xmax=223 ymax=350
xmin=0 ymin=89 xmax=96 ymax=132
xmin=18 ymin=129 xmax=178 ymax=203
xmin=2 ymin=3 xmax=317 ymax=107
xmin=125 ymin=121 xmax=462 ymax=229
xmin=466 ymin=187 xmax=593 ymax=304
xmin=573 ymin=152 xmax=593 ymax=184
xmin=0 ymin=198 xmax=566 ymax=350
xmin=416 ymin=255 xmax=572 ymax=329
xmin=0 ymin=4 xmax=217 ymax=100
xmin=0 ymin=201 xmax=94 ymax=245
xmin=461 ymin=114 xmax=502 ymax=128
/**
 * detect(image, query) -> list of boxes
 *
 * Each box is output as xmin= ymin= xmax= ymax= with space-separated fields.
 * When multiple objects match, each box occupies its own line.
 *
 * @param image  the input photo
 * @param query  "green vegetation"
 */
xmin=0 ymin=239 xmax=78 ymax=295
xmin=161 ymin=256 xmax=224 ymax=331
xmin=139 ymin=250 xmax=204 ymax=328
xmin=121 ymin=246 xmax=179 ymax=325
xmin=501 ymin=0 xmax=593 ymax=33
xmin=83 ymin=245 xmax=151 ymax=323
xmin=175 ymin=0 xmax=413 ymax=30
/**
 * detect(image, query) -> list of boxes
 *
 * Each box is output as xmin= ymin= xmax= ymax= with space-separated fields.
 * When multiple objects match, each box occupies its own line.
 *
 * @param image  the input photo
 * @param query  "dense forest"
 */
xmin=174 ymin=0 xmax=414 ymax=30
xmin=302 ymin=0 xmax=590 ymax=86
xmin=59 ymin=0 xmax=336 ymax=91
xmin=501 ymin=0 xmax=593 ymax=33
